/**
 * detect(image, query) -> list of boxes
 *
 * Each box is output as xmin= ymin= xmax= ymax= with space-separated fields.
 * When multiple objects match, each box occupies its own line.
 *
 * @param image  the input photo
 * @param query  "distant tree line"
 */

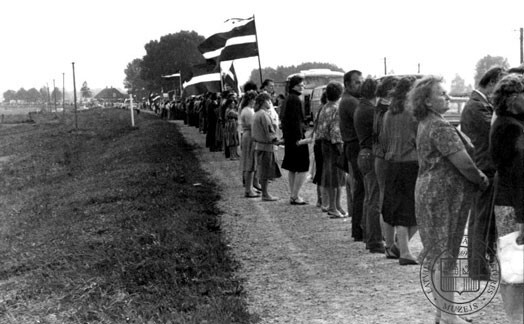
xmin=2 ymin=86 xmax=62 ymax=104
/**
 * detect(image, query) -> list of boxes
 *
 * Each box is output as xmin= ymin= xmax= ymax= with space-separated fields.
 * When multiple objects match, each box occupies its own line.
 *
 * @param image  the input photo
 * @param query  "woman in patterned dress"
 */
xmin=315 ymin=81 xmax=346 ymax=218
xmin=224 ymin=98 xmax=240 ymax=160
xmin=408 ymin=76 xmax=489 ymax=324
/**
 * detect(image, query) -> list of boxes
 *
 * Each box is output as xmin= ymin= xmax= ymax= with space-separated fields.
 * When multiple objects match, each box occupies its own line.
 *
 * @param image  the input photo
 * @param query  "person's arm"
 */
xmin=448 ymin=150 xmax=489 ymax=190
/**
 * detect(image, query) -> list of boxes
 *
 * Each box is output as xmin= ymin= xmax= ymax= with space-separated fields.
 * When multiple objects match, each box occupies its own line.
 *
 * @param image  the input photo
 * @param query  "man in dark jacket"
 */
xmin=460 ymin=66 xmax=506 ymax=280
xmin=339 ymin=70 xmax=365 ymax=242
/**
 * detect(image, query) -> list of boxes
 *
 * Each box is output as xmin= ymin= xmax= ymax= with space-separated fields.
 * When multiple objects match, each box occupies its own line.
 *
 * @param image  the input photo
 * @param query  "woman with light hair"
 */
xmin=409 ymin=75 xmax=488 ymax=324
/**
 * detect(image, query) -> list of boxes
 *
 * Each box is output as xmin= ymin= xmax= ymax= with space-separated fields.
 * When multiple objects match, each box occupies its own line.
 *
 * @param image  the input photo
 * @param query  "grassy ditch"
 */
xmin=0 ymin=109 xmax=257 ymax=323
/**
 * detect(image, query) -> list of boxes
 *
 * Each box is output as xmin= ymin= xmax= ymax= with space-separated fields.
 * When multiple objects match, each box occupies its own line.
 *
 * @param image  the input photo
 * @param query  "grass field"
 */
xmin=0 ymin=109 xmax=256 ymax=323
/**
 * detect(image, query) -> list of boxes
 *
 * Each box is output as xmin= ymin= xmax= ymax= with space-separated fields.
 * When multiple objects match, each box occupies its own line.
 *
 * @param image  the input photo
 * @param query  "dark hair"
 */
xmin=407 ymin=75 xmax=443 ymax=121
xmin=375 ymin=76 xmax=399 ymax=98
xmin=288 ymin=75 xmax=304 ymax=92
xmin=492 ymin=74 xmax=524 ymax=116
xmin=325 ymin=82 xmax=344 ymax=101
xmin=254 ymin=92 xmax=272 ymax=112
xmin=240 ymin=90 xmax=257 ymax=109
xmin=320 ymin=91 xmax=327 ymax=105
xmin=360 ymin=77 xmax=378 ymax=100
xmin=389 ymin=76 xmax=416 ymax=114
xmin=344 ymin=70 xmax=362 ymax=86
xmin=243 ymin=80 xmax=258 ymax=92
xmin=479 ymin=66 xmax=506 ymax=88
xmin=261 ymin=79 xmax=274 ymax=89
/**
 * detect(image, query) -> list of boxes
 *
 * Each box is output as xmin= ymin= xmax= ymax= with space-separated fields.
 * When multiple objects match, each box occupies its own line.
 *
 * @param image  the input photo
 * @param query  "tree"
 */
xmin=137 ymin=30 xmax=206 ymax=93
xmin=473 ymin=55 xmax=510 ymax=87
xmin=80 ymin=81 xmax=92 ymax=98
xmin=40 ymin=86 xmax=50 ymax=102
xmin=51 ymin=87 xmax=62 ymax=103
xmin=124 ymin=58 xmax=148 ymax=98
xmin=248 ymin=62 xmax=345 ymax=84
xmin=26 ymin=88 xmax=41 ymax=103
xmin=16 ymin=88 xmax=28 ymax=101
xmin=3 ymin=89 xmax=16 ymax=102
xmin=450 ymin=74 xmax=467 ymax=95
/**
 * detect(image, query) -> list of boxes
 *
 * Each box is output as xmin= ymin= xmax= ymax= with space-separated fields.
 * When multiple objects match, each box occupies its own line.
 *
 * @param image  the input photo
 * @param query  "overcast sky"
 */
xmin=1 ymin=0 xmax=523 ymax=95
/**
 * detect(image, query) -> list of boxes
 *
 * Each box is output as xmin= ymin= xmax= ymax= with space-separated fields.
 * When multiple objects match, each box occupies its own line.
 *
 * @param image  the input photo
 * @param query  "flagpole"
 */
xmin=252 ymin=15 xmax=263 ymax=85
xmin=178 ymin=70 xmax=182 ymax=98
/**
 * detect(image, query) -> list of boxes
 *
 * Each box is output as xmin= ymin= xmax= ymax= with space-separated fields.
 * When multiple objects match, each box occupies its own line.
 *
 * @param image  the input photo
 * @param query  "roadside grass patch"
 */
xmin=0 ymin=109 xmax=257 ymax=323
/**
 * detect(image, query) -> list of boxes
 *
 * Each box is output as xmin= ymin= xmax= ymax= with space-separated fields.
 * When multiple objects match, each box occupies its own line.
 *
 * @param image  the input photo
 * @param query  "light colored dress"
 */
xmin=415 ymin=111 xmax=476 ymax=261
xmin=239 ymin=106 xmax=256 ymax=172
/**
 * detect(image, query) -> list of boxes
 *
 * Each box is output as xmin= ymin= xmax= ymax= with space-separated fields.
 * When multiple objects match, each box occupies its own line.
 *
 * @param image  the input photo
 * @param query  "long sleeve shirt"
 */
xmin=460 ymin=90 xmax=495 ymax=175
xmin=353 ymin=98 xmax=375 ymax=150
xmin=338 ymin=90 xmax=360 ymax=143
xmin=252 ymin=109 xmax=278 ymax=152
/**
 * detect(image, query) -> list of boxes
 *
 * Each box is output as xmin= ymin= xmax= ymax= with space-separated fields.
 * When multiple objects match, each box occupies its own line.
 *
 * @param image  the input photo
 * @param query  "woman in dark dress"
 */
xmin=281 ymin=75 xmax=310 ymax=205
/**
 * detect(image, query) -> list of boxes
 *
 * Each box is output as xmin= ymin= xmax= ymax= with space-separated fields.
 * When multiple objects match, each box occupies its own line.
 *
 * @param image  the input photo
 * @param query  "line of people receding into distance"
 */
xmin=170 ymin=66 xmax=524 ymax=324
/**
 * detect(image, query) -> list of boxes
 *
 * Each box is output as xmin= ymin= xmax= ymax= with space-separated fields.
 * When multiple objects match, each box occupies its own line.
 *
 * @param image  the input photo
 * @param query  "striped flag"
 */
xmin=222 ymin=62 xmax=239 ymax=94
xmin=198 ymin=17 xmax=259 ymax=62
xmin=183 ymin=59 xmax=221 ymax=96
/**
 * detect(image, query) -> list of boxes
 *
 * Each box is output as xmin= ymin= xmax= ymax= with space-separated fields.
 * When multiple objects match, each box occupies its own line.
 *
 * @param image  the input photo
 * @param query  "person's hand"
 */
xmin=517 ymin=223 xmax=524 ymax=245
xmin=478 ymin=172 xmax=490 ymax=192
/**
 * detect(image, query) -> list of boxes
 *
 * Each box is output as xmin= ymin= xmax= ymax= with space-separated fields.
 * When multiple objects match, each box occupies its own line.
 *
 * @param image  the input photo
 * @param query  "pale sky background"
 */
xmin=1 ymin=0 xmax=524 ymax=97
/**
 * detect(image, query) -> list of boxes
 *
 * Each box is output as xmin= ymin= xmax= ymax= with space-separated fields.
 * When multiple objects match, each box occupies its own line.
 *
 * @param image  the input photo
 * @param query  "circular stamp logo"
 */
xmin=419 ymin=234 xmax=500 ymax=315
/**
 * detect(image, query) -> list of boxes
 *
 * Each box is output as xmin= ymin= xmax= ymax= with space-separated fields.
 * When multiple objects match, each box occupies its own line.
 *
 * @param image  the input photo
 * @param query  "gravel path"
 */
xmin=174 ymin=120 xmax=508 ymax=324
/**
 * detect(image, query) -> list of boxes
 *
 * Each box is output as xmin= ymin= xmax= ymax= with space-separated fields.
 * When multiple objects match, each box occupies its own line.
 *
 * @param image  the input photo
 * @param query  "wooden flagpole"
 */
xmin=252 ymin=15 xmax=263 ymax=85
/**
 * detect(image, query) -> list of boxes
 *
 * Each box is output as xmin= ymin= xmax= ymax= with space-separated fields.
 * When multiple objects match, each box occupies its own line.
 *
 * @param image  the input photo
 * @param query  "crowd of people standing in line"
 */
xmin=162 ymin=65 xmax=524 ymax=324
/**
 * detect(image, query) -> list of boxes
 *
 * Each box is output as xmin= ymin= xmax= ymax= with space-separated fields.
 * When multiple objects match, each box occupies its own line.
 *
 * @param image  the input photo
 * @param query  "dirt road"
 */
xmin=175 ymin=120 xmax=508 ymax=324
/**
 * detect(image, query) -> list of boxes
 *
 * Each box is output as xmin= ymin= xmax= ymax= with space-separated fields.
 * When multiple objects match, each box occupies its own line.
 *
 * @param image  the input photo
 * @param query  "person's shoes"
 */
xmin=385 ymin=245 xmax=400 ymax=259
xmin=337 ymin=208 xmax=348 ymax=217
xmin=244 ymin=192 xmax=261 ymax=198
xmin=252 ymin=187 xmax=261 ymax=194
xmin=399 ymin=258 xmax=419 ymax=265
xmin=262 ymin=195 xmax=279 ymax=201
xmin=369 ymin=246 xmax=386 ymax=254
xmin=321 ymin=206 xmax=329 ymax=213
xmin=328 ymin=210 xmax=344 ymax=218
xmin=290 ymin=197 xmax=307 ymax=205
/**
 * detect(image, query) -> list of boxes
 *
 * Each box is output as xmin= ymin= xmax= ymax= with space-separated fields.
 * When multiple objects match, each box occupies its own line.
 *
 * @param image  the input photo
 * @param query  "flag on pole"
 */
xmin=161 ymin=72 xmax=181 ymax=79
xmin=183 ymin=59 xmax=221 ymax=96
xmin=198 ymin=17 xmax=258 ymax=61
xmin=222 ymin=62 xmax=239 ymax=94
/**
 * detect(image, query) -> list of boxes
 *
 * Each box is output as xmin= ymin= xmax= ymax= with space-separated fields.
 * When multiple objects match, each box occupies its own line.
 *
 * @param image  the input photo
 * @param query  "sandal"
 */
xmin=385 ymin=245 xmax=400 ymax=259
xmin=290 ymin=197 xmax=307 ymax=205
xmin=244 ymin=192 xmax=261 ymax=198
xmin=328 ymin=210 xmax=344 ymax=218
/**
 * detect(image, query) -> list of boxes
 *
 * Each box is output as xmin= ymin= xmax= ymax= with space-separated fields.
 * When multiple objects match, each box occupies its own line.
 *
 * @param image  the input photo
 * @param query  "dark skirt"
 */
xmin=313 ymin=140 xmax=323 ymax=185
xmin=320 ymin=140 xmax=346 ymax=188
xmin=382 ymin=161 xmax=418 ymax=227
xmin=256 ymin=150 xmax=282 ymax=180
xmin=282 ymin=142 xmax=309 ymax=172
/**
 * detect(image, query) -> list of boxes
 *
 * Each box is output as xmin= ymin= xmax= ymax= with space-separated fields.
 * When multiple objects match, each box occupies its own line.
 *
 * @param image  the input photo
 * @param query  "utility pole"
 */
xmin=46 ymin=82 xmax=51 ymax=111
xmin=53 ymin=79 xmax=57 ymax=112
xmin=418 ymin=63 xmax=421 ymax=74
xmin=72 ymin=62 xmax=78 ymax=130
xmin=384 ymin=57 xmax=387 ymax=75
xmin=520 ymin=27 xmax=524 ymax=64
xmin=62 ymin=72 xmax=65 ymax=118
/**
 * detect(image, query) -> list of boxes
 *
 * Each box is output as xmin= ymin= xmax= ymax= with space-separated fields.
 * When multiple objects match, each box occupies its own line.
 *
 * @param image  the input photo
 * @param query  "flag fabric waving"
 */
xmin=222 ymin=62 xmax=239 ymax=94
xmin=198 ymin=17 xmax=259 ymax=62
xmin=183 ymin=59 xmax=221 ymax=96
